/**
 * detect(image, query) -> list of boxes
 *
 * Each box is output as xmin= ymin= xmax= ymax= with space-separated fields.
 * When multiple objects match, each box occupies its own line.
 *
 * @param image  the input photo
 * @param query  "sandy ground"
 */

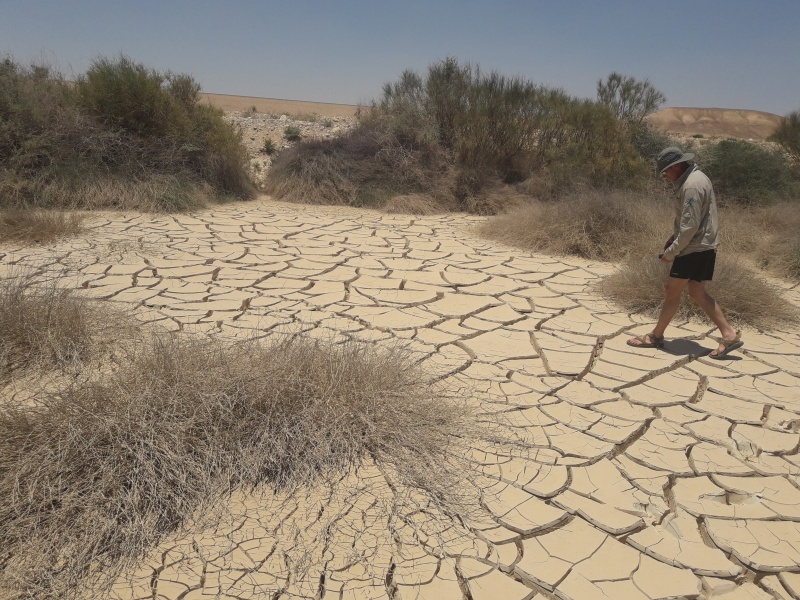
xmin=3 ymin=197 xmax=799 ymax=599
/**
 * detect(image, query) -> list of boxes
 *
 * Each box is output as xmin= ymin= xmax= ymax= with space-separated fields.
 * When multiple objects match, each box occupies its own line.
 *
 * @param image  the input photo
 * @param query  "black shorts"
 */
xmin=670 ymin=249 xmax=716 ymax=281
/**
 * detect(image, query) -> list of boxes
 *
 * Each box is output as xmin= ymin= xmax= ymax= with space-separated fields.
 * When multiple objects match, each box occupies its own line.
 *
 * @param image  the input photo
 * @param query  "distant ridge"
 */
xmin=201 ymin=93 xmax=783 ymax=141
xmin=646 ymin=107 xmax=782 ymax=141
xmin=200 ymin=93 xmax=358 ymax=117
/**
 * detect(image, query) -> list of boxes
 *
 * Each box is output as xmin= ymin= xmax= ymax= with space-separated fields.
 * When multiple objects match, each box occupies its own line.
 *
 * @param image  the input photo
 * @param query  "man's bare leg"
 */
xmin=687 ymin=280 xmax=738 ymax=355
xmin=629 ymin=277 xmax=688 ymax=346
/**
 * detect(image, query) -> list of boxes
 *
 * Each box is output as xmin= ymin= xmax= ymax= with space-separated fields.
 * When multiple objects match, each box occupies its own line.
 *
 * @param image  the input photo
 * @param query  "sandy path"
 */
xmin=2 ymin=198 xmax=800 ymax=599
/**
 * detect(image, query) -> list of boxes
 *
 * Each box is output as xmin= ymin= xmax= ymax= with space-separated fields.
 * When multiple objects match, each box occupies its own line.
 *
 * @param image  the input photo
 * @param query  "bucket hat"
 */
xmin=656 ymin=147 xmax=695 ymax=176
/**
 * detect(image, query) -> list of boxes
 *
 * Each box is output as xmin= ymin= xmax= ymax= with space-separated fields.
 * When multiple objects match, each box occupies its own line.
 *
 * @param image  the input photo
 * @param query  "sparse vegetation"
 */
xmin=698 ymin=138 xmax=798 ymax=205
xmin=628 ymin=121 xmax=676 ymax=166
xmin=262 ymin=137 xmax=277 ymax=154
xmin=0 ymin=274 xmax=99 ymax=379
xmin=481 ymin=189 xmax=800 ymax=326
xmin=283 ymin=125 xmax=302 ymax=141
xmin=0 ymin=276 xmax=479 ymax=599
xmin=769 ymin=109 xmax=800 ymax=158
xmin=596 ymin=255 xmax=799 ymax=329
xmin=267 ymin=58 xmax=651 ymax=213
xmin=479 ymin=189 xmax=672 ymax=262
xmin=291 ymin=112 xmax=319 ymax=122
xmin=0 ymin=55 xmax=254 ymax=211
xmin=0 ymin=209 xmax=84 ymax=243
xmin=724 ymin=201 xmax=800 ymax=280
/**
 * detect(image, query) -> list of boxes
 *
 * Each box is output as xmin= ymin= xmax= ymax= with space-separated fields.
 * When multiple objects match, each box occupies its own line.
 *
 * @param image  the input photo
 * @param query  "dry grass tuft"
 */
xmin=464 ymin=185 xmax=531 ymax=216
xmin=479 ymin=188 xmax=672 ymax=261
xmin=595 ymin=255 xmax=799 ymax=329
xmin=0 ymin=274 xmax=97 ymax=379
xmin=478 ymin=190 xmax=799 ymax=328
xmin=0 ymin=209 xmax=84 ymax=244
xmin=0 ymin=331 xmax=478 ymax=599
xmin=723 ymin=201 xmax=800 ymax=280
xmin=382 ymin=193 xmax=444 ymax=215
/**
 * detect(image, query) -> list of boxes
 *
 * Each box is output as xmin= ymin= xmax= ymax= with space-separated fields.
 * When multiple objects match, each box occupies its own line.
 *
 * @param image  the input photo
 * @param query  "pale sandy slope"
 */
xmin=645 ymin=107 xmax=783 ymax=141
xmin=200 ymin=92 xmax=359 ymax=117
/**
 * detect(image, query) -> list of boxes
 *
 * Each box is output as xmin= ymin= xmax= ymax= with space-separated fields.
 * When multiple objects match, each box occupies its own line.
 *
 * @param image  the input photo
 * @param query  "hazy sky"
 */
xmin=3 ymin=0 xmax=799 ymax=115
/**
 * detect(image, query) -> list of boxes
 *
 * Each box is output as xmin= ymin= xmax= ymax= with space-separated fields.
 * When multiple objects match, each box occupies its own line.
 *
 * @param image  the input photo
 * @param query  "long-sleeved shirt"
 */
xmin=661 ymin=164 xmax=719 ymax=261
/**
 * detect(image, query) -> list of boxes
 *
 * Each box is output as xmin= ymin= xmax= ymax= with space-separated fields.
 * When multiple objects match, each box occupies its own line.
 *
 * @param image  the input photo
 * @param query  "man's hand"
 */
xmin=659 ymin=255 xmax=672 ymax=264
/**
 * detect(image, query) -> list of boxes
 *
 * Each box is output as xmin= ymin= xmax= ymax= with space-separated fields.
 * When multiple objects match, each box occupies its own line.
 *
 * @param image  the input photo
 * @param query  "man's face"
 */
xmin=661 ymin=162 xmax=683 ymax=182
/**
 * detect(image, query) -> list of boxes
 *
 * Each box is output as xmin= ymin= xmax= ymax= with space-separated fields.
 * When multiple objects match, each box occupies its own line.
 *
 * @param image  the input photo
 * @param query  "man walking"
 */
xmin=627 ymin=147 xmax=743 ymax=358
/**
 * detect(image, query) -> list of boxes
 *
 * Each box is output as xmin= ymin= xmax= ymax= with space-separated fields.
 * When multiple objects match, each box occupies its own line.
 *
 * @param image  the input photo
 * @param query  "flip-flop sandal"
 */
xmin=709 ymin=331 xmax=743 ymax=360
xmin=627 ymin=333 xmax=664 ymax=349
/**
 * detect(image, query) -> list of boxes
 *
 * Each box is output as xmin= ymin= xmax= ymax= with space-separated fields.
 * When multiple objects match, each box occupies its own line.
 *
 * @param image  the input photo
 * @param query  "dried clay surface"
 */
xmin=2 ymin=198 xmax=800 ymax=600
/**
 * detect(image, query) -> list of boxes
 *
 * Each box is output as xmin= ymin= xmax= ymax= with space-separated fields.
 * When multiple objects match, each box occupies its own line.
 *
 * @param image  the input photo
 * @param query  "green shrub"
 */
xmin=0 ymin=58 xmax=80 ymax=176
xmin=77 ymin=56 xmax=191 ymax=137
xmin=384 ymin=59 xmax=651 ymax=194
xmin=541 ymin=98 xmax=650 ymax=194
xmin=596 ymin=72 xmax=666 ymax=126
xmin=701 ymin=139 xmax=798 ymax=205
xmin=284 ymin=125 xmax=302 ymax=141
xmin=262 ymin=137 xmax=277 ymax=154
xmin=0 ymin=55 xmax=253 ymax=210
xmin=267 ymin=58 xmax=650 ymax=211
xmin=628 ymin=122 xmax=676 ymax=166
xmin=769 ymin=109 xmax=800 ymax=158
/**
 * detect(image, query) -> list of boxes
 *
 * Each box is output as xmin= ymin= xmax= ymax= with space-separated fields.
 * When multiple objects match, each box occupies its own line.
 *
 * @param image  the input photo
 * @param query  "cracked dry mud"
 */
xmin=2 ymin=198 xmax=800 ymax=600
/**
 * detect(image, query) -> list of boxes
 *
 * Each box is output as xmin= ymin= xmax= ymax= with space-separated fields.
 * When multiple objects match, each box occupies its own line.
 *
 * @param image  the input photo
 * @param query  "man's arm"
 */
xmin=661 ymin=190 xmax=704 ymax=261
xmin=658 ymin=235 xmax=675 ymax=261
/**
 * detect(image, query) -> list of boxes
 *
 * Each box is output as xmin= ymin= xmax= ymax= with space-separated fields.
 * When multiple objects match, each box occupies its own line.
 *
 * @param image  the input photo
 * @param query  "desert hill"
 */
xmin=644 ymin=107 xmax=783 ymax=140
xmin=199 ymin=93 xmax=358 ymax=118
xmin=200 ymin=93 xmax=783 ymax=141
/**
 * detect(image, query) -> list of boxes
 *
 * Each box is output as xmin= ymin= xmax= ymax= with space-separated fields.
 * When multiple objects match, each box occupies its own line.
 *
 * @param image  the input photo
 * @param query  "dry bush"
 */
xmin=479 ymin=188 xmax=672 ymax=261
xmin=723 ymin=201 xmax=800 ymax=280
xmin=31 ymin=173 xmax=214 ymax=212
xmin=595 ymin=255 xmax=799 ymax=329
xmin=0 ymin=332 xmax=479 ymax=599
xmin=382 ymin=193 xmax=445 ymax=215
xmin=463 ymin=184 xmax=531 ymax=216
xmin=0 ymin=209 xmax=84 ymax=244
xmin=266 ymin=123 xmax=455 ymax=208
xmin=0 ymin=274 xmax=97 ymax=379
